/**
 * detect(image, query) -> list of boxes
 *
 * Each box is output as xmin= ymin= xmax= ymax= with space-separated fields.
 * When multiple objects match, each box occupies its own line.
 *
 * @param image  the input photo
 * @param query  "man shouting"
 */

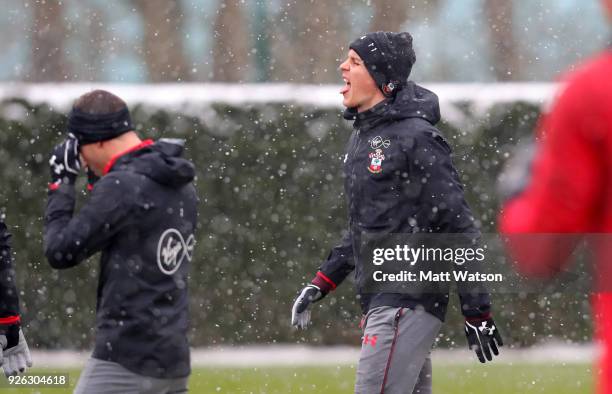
xmin=291 ymin=32 xmax=502 ymax=394
xmin=44 ymin=90 xmax=197 ymax=393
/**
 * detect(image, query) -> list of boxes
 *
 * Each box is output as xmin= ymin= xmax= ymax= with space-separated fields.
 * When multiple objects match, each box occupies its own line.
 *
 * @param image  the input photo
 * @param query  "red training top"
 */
xmin=499 ymin=50 xmax=612 ymax=394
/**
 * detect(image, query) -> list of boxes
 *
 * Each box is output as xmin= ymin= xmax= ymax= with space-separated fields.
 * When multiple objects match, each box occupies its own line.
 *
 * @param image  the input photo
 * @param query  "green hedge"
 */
xmin=0 ymin=98 xmax=591 ymax=351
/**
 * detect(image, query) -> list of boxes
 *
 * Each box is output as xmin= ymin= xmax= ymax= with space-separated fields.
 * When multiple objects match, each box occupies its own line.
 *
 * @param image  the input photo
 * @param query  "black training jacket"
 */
xmin=0 ymin=221 xmax=20 ymax=325
xmin=315 ymin=82 xmax=490 ymax=321
xmin=44 ymin=139 xmax=197 ymax=379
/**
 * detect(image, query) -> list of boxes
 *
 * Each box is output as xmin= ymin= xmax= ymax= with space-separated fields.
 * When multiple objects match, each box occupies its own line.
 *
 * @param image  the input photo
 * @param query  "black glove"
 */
xmin=465 ymin=316 xmax=503 ymax=363
xmin=86 ymin=167 xmax=100 ymax=191
xmin=291 ymin=284 xmax=325 ymax=329
xmin=49 ymin=136 xmax=81 ymax=189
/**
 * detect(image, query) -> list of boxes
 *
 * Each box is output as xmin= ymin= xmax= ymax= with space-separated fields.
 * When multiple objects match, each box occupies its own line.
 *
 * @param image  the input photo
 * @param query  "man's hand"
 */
xmin=465 ymin=316 xmax=503 ymax=363
xmin=291 ymin=285 xmax=325 ymax=329
xmin=49 ymin=136 xmax=81 ymax=189
xmin=0 ymin=325 xmax=32 ymax=377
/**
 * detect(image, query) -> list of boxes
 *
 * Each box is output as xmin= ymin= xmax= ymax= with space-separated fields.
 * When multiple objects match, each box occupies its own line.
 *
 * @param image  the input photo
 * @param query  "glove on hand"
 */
xmin=291 ymin=284 xmax=325 ymax=329
xmin=49 ymin=135 xmax=81 ymax=189
xmin=0 ymin=325 xmax=32 ymax=377
xmin=465 ymin=316 xmax=503 ymax=363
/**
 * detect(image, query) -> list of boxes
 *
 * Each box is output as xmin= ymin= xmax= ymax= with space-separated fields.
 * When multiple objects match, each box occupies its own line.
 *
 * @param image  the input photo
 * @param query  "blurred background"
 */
xmin=0 ymin=1 xmax=610 ymax=393
xmin=1 ymin=0 xmax=609 ymax=83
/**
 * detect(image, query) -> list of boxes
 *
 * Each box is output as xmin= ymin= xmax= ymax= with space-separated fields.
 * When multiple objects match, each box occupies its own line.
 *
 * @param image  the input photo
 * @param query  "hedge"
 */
xmin=0 ymin=92 xmax=591 ymax=351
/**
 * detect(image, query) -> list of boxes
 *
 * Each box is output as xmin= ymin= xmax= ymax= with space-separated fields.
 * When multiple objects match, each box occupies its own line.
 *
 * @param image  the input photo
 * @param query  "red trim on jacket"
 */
xmin=0 ymin=315 xmax=20 ymax=325
xmin=465 ymin=312 xmax=491 ymax=322
xmin=103 ymin=139 xmax=154 ymax=175
xmin=311 ymin=271 xmax=337 ymax=293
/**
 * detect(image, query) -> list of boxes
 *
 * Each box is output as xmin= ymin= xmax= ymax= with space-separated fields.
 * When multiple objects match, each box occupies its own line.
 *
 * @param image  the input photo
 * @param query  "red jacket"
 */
xmin=500 ymin=50 xmax=612 ymax=394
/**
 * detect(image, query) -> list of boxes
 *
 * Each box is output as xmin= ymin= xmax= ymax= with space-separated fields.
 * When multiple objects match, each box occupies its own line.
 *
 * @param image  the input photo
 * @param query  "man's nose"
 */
xmin=339 ymin=59 xmax=349 ymax=71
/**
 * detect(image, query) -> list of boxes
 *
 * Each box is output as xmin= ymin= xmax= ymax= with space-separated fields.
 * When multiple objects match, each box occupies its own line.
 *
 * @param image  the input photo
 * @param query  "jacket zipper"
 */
xmin=348 ymin=128 xmax=361 ymax=220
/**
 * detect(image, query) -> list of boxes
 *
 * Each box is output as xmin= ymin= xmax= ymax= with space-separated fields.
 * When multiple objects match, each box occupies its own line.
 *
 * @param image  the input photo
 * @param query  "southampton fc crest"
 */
xmin=368 ymin=149 xmax=385 ymax=174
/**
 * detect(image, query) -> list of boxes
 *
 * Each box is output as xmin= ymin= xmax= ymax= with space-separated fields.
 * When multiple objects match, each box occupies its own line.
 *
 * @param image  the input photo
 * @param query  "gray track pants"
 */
xmin=74 ymin=358 xmax=189 ymax=394
xmin=355 ymin=306 xmax=442 ymax=394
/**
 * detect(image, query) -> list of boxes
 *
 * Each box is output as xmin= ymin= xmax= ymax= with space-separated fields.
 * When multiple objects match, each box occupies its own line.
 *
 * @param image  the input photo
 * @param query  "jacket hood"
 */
xmin=110 ymin=139 xmax=196 ymax=187
xmin=343 ymin=82 xmax=441 ymax=131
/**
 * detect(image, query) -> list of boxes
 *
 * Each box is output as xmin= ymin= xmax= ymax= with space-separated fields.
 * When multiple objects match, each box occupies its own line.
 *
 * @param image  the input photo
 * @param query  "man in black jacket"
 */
xmin=44 ymin=90 xmax=197 ymax=393
xmin=0 ymin=219 xmax=31 ymax=377
xmin=291 ymin=32 xmax=503 ymax=393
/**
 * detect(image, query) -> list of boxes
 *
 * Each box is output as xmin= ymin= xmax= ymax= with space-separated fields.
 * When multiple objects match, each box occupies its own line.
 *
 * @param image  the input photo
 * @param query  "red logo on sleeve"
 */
xmin=363 ymin=334 xmax=378 ymax=347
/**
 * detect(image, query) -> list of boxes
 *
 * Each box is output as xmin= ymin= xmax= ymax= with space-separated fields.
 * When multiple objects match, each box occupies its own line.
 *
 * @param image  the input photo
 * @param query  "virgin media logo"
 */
xmin=157 ymin=228 xmax=195 ymax=275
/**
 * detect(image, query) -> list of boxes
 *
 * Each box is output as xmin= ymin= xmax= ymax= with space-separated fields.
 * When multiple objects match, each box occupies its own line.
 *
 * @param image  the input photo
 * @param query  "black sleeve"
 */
xmin=44 ymin=175 xmax=134 ymax=269
xmin=458 ymin=285 xmax=491 ymax=318
xmin=0 ymin=221 xmax=20 ymax=319
xmin=314 ymin=229 xmax=355 ymax=292
xmin=407 ymin=126 xmax=491 ymax=318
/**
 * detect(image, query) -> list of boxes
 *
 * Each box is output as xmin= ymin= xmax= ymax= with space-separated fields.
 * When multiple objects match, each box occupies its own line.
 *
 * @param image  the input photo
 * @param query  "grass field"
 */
xmin=1 ymin=363 xmax=593 ymax=393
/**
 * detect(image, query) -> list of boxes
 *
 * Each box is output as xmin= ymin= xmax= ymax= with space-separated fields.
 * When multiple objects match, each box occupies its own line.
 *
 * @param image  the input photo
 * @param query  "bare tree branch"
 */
xmin=370 ymin=0 xmax=410 ymax=32
xmin=212 ymin=0 xmax=250 ymax=82
xmin=270 ymin=0 xmax=349 ymax=83
xmin=132 ymin=0 xmax=191 ymax=82
xmin=30 ymin=1 xmax=70 ymax=81
xmin=484 ymin=0 xmax=520 ymax=81
xmin=82 ymin=7 xmax=106 ymax=81
xmin=370 ymin=0 xmax=441 ymax=32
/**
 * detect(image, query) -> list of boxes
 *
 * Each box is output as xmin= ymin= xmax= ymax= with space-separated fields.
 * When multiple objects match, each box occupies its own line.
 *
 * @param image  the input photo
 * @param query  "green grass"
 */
xmin=0 ymin=363 xmax=593 ymax=393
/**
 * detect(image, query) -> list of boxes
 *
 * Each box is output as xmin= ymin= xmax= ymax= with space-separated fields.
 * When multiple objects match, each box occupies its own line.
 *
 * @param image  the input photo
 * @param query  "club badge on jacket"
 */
xmin=367 ymin=136 xmax=390 ymax=174
xmin=368 ymin=148 xmax=385 ymax=174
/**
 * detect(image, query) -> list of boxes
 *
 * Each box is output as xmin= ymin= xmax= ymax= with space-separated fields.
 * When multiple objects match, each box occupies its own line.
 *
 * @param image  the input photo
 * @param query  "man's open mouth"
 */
xmin=340 ymin=78 xmax=351 ymax=94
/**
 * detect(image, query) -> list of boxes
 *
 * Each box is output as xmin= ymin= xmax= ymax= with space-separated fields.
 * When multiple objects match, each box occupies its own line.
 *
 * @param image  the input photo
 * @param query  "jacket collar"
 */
xmin=343 ymin=98 xmax=392 ymax=132
xmin=342 ymin=82 xmax=442 ymax=133
xmin=103 ymin=139 xmax=154 ymax=175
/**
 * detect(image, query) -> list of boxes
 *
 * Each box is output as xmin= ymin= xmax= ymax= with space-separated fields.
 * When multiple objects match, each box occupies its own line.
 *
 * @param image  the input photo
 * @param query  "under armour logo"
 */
xmin=157 ymin=228 xmax=195 ymax=275
xmin=479 ymin=322 xmax=495 ymax=336
xmin=363 ymin=334 xmax=378 ymax=347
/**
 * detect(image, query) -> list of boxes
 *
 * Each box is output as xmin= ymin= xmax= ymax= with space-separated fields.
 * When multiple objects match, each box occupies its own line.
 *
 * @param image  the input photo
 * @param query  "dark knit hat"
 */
xmin=67 ymin=89 xmax=134 ymax=145
xmin=68 ymin=107 xmax=133 ymax=145
xmin=349 ymin=31 xmax=416 ymax=97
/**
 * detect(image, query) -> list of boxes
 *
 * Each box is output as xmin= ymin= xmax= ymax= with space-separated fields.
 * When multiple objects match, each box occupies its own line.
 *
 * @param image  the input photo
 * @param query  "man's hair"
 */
xmin=73 ymin=89 xmax=127 ymax=115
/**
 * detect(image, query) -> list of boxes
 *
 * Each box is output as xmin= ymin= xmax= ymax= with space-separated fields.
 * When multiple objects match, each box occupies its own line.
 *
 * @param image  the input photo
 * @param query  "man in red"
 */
xmin=499 ymin=1 xmax=612 ymax=392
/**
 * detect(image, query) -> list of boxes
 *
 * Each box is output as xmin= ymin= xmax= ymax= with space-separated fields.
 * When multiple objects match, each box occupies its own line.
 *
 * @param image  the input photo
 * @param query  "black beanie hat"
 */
xmin=68 ymin=107 xmax=133 ymax=145
xmin=349 ymin=31 xmax=416 ymax=97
